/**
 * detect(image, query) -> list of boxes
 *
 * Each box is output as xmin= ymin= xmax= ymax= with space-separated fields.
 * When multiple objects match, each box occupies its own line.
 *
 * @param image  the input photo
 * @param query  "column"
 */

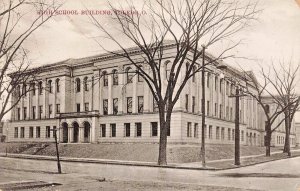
xmin=43 ymin=79 xmax=48 ymax=118
xmin=108 ymin=72 xmax=113 ymax=114
xmin=36 ymin=83 xmax=39 ymax=119
xmin=91 ymin=117 xmax=97 ymax=143
xmin=93 ymin=70 xmax=100 ymax=111
xmin=27 ymin=86 xmax=31 ymax=120
xmin=132 ymin=75 xmax=137 ymax=113
xmin=81 ymin=77 xmax=85 ymax=112
xmin=99 ymin=70 xmax=103 ymax=115
xmin=79 ymin=126 xmax=84 ymax=143
xmin=89 ymin=76 xmax=94 ymax=111
xmin=20 ymin=84 xmax=24 ymax=120
xmin=68 ymin=127 xmax=73 ymax=143
xmin=118 ymin=72 xmax=124 ymax=114
xmin=53 ymin=79 xmax=57 ymax=117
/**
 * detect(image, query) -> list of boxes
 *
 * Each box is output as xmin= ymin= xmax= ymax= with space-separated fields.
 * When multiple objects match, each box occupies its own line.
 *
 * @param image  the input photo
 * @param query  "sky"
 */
xmin=19 ymin=0 xmax=300 ymax=121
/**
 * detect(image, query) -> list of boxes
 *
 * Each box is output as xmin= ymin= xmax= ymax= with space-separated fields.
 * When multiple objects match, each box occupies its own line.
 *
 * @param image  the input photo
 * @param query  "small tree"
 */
xmin=90 ymin=0 xmax=258 ymax=165
xmin=0 ymin=0 xmax=59 ymax=121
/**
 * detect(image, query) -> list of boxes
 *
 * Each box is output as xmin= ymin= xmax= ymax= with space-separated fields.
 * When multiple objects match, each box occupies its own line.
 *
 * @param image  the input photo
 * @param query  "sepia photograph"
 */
xmin=0 ymin=0 xmax=300 ymax=190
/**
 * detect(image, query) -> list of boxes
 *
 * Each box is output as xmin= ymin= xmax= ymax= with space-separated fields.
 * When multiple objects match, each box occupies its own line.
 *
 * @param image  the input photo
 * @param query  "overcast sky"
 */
xmin=21 ymin=0 xmax=300 ymax=121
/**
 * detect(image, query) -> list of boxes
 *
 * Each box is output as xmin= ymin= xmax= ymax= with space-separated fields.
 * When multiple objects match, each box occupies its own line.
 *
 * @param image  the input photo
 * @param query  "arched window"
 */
xmin=165 ymin=60 xmax=171 ymax=80
xmin=219 ymin=79 xmax=223 ymax=93
xmin=265 ymin=104 xmax=270 ymax=113
xmin=84 ymin=77 xmax=88 ymax=91
xmin=31 ymin=82 xmax=36 ymax=95
xmin=48 ymin=80 xmax=52 ymax=93
xmin=38 ymin=81 xmax=43 ymax=95
xmin=55 ymin=79 xmax=60 ymax=93
xmin=192 ymin=66 xmax=197 ymax=82
xmin=102 ymin=71 xmax=108 ymax=86
xmin=126 ymin=67 xmax=133 ymax=83
xmin=16 ymin=85 xmax=21 ymax=97
xmin=137 ymin=66 xmax=143 ymax=82
xmin=75 ymin=78 xmax=81 ymax=92
xmin=22 ymin=84 xmax=27 ymax=96
xmin=112 ymin=70 xmax=118 ymax=85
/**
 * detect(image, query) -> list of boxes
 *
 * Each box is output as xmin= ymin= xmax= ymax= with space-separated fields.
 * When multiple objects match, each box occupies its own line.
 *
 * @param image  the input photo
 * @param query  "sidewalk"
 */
xmin=1 ymin=149 xmax=300 ymax=171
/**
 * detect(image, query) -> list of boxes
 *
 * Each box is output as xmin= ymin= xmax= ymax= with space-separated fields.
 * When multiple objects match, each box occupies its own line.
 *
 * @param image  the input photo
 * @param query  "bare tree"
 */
xmin=245 ymin=66 xmax=297 ymax=157
xmin=0 ymin=0 xmax=59 ymax=121
xmin=262 ymin=62 xmax=300 ymax=156
xmin=90 ymin=0 xmax=258 ymax=165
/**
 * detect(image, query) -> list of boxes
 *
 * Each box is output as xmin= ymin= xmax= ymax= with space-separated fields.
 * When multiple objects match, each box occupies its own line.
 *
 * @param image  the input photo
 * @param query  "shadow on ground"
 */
xmin=217 ymin=173 xmax=300 ymax=178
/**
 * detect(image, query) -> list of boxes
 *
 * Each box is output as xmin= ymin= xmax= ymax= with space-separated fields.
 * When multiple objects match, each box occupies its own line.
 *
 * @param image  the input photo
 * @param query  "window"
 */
xmin=230 ymin=107 xmax=233 ymax=121
xmin=226 ymin=81 xmax=230 ymax=95
xmin=220 ymin=79 xmax=223 ymax=93
xmin=100 ymin=124 xmax=106 ymax=137
xmin=241 ymin=130 xmax=244 ymax=141
xmin=219 ymin=104 xmax=223 ymax=119
xmin=215 ymin=76 xmax=218 ymax=91
xmin=151 ymin=122 xmax=158 ymax=137
xmin=76 ymin=103 xmax=80 ymax=112
xmin=165 ymin=61 xmax=171 ymax=80
xmin=232 ymin=129 xmax=235 ymax=140
xmin=84 ymin=77 xmax=88 ymax=91
xmin=20 ymin=127 xmax=25 ymax=138
xmin=214 ymin=103 xmax=218 ymax=117
xmin=103 ymin=71 xmax=108 ymax=86
xmin=228 ymin=128 xmax=231 ymax=140
xmin=207 ymin=101 xmax=210 ymax=116
xmin=138 ymin=67 xmax=144 ymax=82
xmin=194 ymin=123 xmax=198 ymax=138
xmin=110 ymin=124 xmax=116 ymax=137
xmin=56 ymin=104 xmax=60 ymax=113
xmin=138 ymin=96 xmax=144 ymax=113
xmin=56 ymin=79 xmax=60 ymax=93
xmin=187 ymin=122 xmax=192 ymax=137
xmin=22 ymin=84 xmax=27 ymax=96
xmin=103 ymin=99 xmax=108 ymax=115
xmin=32 ymin=106 xmax=36 ymax=119
xmin=204 ymin=125 xmax=207 ymax=138
xmin=14 ymin=127 xmax=18 ymax=138
xmin=38 ymin=81 xmax=43 ymax=95
xmin=48 ymin=80 xmax=52 ymax=93
xmin=31 ymin=83 xmax=36 ymax=95
xmin=17 ymin=108 xmax=20 ymax=120
xmin=125 ymin=123 xmax=130 ymax=137
xmin=53 ymin=126 xmax=57 ymax=138
xmin=126 ymin=67 xmax=133 ymax=83
xmin=112 ymin=70 xmax=118 ymax=85
xmin=192 ymin=96 xmax=195 ymax=113
xmin=216 ymin=126 xmax=220 ymax=140
xmin=127 ymin=97 xmax=132 ymax=114
xmin=84 ymin=103 xmax=89 ymax=112
xmin=136 ymin=123 xmax=142 ymax=137
xmin=185 ymin=94 xmax=189 ymax=111
xmin=29 ymin=127 xmax=33 ymax=138
xmin=16 ymin=85 xmax=21 ymax=97
xmin=39 ymin=106 xmax=43 ymax=119
xmin=221 ymin=127 xmax=225 ymax=140
xmin=113 ymin=98 xmax=118 ymax=115
xmin=23 ymin=107 xmax=27 ymax=119
xmin=76 ymin=78 xmax=81 ymax=92
xmin=226 ymin=106 xmax=229 ymax=120
xmin=46 ymin=126 xmax=51 ymax=138
xmin=207 ymin=72 xmax=211 ymax=88
xmin=49 ymin=105 xmax=52 ymax=117
xmin=209 ymin=125 xmax=212 ymax=139
xmin=153 ymin=98 xmax=159 ymax=112
xmin=36 ymin=126 xmax=41 ymax=138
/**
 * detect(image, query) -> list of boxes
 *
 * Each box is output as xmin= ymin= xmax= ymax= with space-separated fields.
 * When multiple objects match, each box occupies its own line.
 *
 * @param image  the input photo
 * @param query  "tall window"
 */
xmin=214 ymin=103 xmax=218 ymax=117
xmin=20 ymin=127 xmax=25 ymax=138
xmin=194 ymin=123 xmax=198 ymax=138
xmin=125 ymin=123 xmax=130 ymax=137
xmin=103 ymin=99 xmax=108 ymax=115
xmin=48 ymin=80 xmax=52 ymax=93
xmin=113 ymin=98 xmax=118 ymax=115
xmin=46 ymin=126 xmax=51 ymax=138
xmin=75 ymin=78 xmax=81 ymax=92
xmin=53 ymin=126 xmax=57 ymax=138
xmin=136 ymin=123 xmax=142 ymax=137
xmin=23 ymin=107 xmax=27 ymax=119
xmin=151 ymin=122 xmax=158 ymax=137
xmin=207 ymin=72 xmax=211 ymax=88
xmin=39 ymin=106 xmax=43 ymax=119
xmin=228 ymin=128 xmax=231 ymax=140
xmin=49 ymin=105 xmax=52 ymax=118
xmin=209 ymin=125 xmax=213 ymax=139
xmin=16 ymin=85 xmax=21 ymax=97
xmin=36 ymin=126 xmax=40 ymax=138
xmin=153 ymin=98 xmax=159 ymax=112
xmin=110 ymin=123 xmax=116 ymax=137
xmin=56 ymin=104 xmax=60 ymax=113
xmin=14 ymin=127 xmax=18 ymax=138
xmin=56 ymin=79 xmax=60 ymax=93
xmin=220 ymin=79 xmax=223 ymax=93
xmin=192 ymin=66 xmax=197 ymax=82
xmin=76 ymin=103 xmax=80 ymax=112
xmin=187 ymin=122 xmax=192 ymax=137
xmin=31 ymin=83 xmax=36 ymax=95
xmin=226 ymin=106 xmax=229 ymax=120
xmin=29 ymin=127 xmax=33 ymax=138
xmin=185 ymin=94 xmax=189 ymax=111
xmin=112 ymin=70 xmax=118 ymax=85
xmin=17 ymin=108 xmax=20 ymax=120
xmin=207 ymin=101 xmax=210 ymax=116
xmin=38 ymin=81 xmax=43 ymax=95
xmin=215 ymin=76 xmax=218 ymax=91
xmin=192 ymin=96 xmax=196 ymax=113
xmin=127 ymin=97 xmax=132 ymax=114
xmin=84 ymin=77 xmax=88 ymax=91
xmin=137 ymin=66 xmax=144 ymax=82
xmin=84 ymin=103 xmax=89 ymax=112
xmin=103 ymin=71 xmax=108 ymax=86
xmin=138 ymin=96 xmax=144 ymax=113
xmin=230 ymin=107 xmax=233 ymax=121
xmin=165 ymin=61 xmax=171 ymax=80
xmin=22 ymin=84 xmax=27 ymax=96
xmin=126 ymin=67 xmax=133 ymax=83
xmin=241 ymin=130 xmax=244 ymax=141
xmin=219 ymin=104 xmax=223 ymax=119
xmin=216 ymin=126 xmax=220 ymax=140
xmin=221 ymin=127 xmax=225 ymax=140
xmin=232 ymin=129 xmax=235 ymax=140
xmin=100 ymin=124 xmax=106 ymax=137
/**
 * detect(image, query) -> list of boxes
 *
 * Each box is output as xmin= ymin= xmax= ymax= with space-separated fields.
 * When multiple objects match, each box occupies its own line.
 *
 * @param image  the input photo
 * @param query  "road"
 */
xmin=1 ymin=156 xmax=300 ymax=190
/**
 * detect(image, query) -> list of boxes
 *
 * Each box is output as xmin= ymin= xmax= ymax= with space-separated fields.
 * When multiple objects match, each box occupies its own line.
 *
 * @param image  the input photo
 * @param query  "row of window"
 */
xmin=276 ymin=136 xmax=295 ymax=145
xmin=16 ymin=104 xmax=60 ymax=120
xmin=99 ymin=122 xmax=170 ymax=137
xmin=103 ymin=96 xmax=146 ymax=115
xmin=14 ymin=126 xmax=56 ymax=138
xmin=16 ymin=79 xmax=61 ymax=97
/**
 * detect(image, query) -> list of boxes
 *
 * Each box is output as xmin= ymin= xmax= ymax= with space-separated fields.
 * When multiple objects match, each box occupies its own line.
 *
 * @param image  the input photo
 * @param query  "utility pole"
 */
xmin=234 ymin=87 xmax=240 ymax=166
xmin=51 ymin=128 xmax=62 ymax=174
xmin=201 ymin=45 xmax=206 ymax=168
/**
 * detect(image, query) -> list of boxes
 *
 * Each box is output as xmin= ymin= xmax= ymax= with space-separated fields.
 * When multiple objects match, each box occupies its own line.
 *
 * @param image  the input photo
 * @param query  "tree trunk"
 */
xmin=265 ymin=122 xmax=272 ymax=157
xmin=283 ymin=112 xmax=291 ymax=156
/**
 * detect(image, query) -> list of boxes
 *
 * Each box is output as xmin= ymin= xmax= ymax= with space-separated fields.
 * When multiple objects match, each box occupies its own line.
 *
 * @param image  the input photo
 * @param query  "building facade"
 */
xmin=6 ymin=44 xmax=295 ymax=147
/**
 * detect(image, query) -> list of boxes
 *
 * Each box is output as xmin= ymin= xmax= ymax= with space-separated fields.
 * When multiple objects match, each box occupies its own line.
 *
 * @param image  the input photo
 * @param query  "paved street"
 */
xmin=0 ymin=156 xmax=300 ymax=190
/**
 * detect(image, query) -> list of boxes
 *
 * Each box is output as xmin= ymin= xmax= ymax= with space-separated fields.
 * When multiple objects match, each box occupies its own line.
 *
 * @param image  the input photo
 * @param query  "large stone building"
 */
xmin=5 ymin=43 xmax=295 ymax=147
